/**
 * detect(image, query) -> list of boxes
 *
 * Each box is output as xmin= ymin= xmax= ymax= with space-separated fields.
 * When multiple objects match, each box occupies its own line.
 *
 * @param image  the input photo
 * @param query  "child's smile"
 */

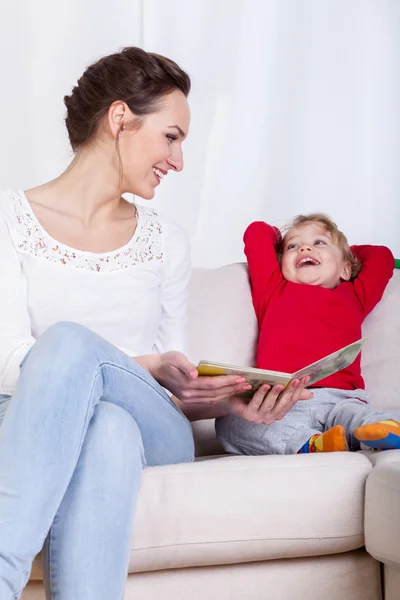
xmin=282 ymin=223 xmax=351 ymax=289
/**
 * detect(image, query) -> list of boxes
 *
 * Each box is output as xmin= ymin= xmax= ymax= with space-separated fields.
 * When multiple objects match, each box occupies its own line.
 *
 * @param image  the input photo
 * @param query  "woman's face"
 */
xmin=117 ymin=90 xmax=190 ymax=199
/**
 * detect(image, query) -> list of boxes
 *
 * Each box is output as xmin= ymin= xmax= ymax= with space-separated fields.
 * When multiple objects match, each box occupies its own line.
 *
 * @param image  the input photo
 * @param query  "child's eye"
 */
xmin=314 ymin=239 xmax=326 ymax=246
xmin=287 ymin=243 xmax=297 ymax=250
xmin=166 ymin=134 xmax=178 ymax=143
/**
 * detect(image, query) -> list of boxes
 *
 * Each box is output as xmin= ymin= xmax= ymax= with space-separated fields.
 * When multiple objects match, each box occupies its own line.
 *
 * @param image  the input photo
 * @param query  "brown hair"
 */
xmin=64 ymin=46 xmax=191 ymax=151
xmin=279 ymin=213 xmax=362 ymax=279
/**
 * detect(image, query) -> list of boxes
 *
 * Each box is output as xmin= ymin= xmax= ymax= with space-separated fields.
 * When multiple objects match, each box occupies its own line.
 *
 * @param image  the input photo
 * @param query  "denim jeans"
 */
xmin=0 ymin=322 xmax=194 ymax=600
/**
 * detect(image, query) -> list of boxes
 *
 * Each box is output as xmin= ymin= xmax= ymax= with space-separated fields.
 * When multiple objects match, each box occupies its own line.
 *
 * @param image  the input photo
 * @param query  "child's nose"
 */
xmin=299 ymin=244 xmax=312 ymax=252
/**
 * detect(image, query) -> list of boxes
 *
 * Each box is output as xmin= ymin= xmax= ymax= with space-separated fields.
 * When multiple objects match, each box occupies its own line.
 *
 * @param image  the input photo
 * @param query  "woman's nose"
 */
xmin=167 ymin=146 xmax=184 ymax=172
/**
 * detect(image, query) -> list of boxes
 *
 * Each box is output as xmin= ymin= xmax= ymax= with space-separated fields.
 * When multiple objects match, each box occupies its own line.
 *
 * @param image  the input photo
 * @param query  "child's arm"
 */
xmin=243 ymin=221 xmax=284 ymax=324
xmin=351 ymin=244 xmax=395 ymax=316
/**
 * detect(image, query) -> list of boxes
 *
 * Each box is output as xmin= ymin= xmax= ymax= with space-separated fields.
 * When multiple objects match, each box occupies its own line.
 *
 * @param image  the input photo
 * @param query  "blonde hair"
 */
xmin=279 ymin=213 xmax=361 ymax=279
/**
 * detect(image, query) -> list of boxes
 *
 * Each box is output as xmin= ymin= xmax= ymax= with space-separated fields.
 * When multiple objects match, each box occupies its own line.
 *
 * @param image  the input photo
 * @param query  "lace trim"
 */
xmin=8 ymin=190 xmax=163 ymax=272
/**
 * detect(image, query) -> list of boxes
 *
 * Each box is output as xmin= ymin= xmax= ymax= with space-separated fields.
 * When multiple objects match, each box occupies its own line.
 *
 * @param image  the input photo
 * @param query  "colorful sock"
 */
xmin=298 ymin=425 xmax=349 ymax=453
xmin=354 ymin=420 xmax=400 ymax=451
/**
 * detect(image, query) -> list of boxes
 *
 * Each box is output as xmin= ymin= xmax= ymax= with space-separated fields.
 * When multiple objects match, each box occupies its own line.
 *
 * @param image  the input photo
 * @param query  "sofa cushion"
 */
xmin=187 ymin=263 xmax=257 ymax=367
xmin=30 ymin=437 xmax=371 ymax=580
xmin=129 ymin=452 xmax=372 ymax=572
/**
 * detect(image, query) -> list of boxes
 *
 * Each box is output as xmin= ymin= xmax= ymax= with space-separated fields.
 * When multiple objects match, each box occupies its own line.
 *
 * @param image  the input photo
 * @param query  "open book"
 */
xmin=197 ymin=338 xmax=365 ymax=398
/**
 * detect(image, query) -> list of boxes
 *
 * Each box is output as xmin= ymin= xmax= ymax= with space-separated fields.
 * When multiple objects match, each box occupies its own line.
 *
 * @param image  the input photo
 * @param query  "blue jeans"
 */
xmin=0 ymin=322 xmax=194 ymax=600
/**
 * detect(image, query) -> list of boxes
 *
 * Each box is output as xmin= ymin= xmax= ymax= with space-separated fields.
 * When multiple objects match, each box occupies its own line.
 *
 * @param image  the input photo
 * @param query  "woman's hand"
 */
xmin=227 ymin=377 xmax=313 ymax=425
xmin=136 ymin=351 xmax=252 ymax=401
xmin=135 ymin=352 xmax=313 ymax=424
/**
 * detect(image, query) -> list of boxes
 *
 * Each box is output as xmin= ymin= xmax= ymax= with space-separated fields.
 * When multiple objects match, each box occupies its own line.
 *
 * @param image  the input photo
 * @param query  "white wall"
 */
xmin=1 ymin=0 xmax=399 ymax=266
xmin=144 ymin=0 xmax=400 ymax=266
xmin=0 ymin=0 xmax=142 ymax=188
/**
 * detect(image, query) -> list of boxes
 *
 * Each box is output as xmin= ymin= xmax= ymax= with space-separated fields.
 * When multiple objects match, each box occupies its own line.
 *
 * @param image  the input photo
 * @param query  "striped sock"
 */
xmin=354 ymin=420 xmax=400 ymax=451
xmin=298 ymin=425 xmax=349 ymax=453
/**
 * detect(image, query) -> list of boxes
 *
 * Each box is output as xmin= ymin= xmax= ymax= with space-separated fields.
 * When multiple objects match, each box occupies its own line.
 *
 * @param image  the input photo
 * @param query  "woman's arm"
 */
xmin=0 ymin=211 xmax=36 ymax=394
xmin=152 ymin=219 xmax=191 ymax=356
xmin=172 ymin=396 xmax=231 ymax=421
xmin=134 ymin=351 xmax=251 ymax=404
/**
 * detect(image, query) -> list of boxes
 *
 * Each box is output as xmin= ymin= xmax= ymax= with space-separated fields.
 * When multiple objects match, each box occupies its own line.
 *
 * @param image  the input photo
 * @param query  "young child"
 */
xmin=215 ymin=213 xmax=399 ymax=455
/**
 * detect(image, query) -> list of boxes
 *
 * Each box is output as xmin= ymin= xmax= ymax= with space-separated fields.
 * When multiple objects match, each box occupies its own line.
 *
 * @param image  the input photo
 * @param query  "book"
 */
xmin=197 ymin=338 xmax=366 ymax=399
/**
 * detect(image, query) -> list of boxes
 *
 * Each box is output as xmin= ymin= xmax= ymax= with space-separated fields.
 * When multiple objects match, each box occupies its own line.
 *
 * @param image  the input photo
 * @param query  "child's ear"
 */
xmin=340 ymin=262 xmax=352 ymax=281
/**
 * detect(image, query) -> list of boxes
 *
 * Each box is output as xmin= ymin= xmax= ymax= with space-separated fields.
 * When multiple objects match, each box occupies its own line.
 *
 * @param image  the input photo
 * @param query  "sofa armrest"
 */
xmin=365 ymin=462 xmax=400 ymax=566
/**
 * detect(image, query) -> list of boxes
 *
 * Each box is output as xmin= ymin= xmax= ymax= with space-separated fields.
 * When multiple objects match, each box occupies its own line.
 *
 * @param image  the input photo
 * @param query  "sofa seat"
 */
xmin=30 ymin=451 xmax=371 ymax=581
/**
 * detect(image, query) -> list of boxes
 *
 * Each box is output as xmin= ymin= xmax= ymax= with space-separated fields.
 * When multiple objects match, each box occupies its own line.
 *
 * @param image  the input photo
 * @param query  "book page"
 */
xmin=293 ymin=338 xmax=365 ymax=386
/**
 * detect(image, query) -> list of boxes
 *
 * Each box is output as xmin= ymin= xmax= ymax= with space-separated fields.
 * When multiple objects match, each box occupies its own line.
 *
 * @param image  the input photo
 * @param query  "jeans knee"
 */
xmin=88 ymin=402 xmax=145 ymax=471
xmin=30 ymin=322 xmax=99 ymax=367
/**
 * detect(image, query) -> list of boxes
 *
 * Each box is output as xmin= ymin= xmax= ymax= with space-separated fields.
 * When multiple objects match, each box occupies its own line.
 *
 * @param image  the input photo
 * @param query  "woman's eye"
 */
xmin=166 ymin=135 xmax=178 ymax=143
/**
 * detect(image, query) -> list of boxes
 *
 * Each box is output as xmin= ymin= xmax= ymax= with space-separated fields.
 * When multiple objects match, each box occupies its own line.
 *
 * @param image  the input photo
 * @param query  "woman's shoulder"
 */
xmin=135 ymin=203 xmax=189 ymax=248
xmin=0 ymin=189 xmax=22 ymax=224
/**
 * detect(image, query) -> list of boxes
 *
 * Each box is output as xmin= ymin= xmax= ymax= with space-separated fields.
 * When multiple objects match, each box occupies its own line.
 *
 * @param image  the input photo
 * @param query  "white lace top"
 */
xmin=0 ymin=189 xmax=191 ymax=395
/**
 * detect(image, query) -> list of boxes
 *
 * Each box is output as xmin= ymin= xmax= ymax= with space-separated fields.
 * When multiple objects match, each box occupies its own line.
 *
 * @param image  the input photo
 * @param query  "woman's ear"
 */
xmin=107 ymin=101 xmax=126 ymax=138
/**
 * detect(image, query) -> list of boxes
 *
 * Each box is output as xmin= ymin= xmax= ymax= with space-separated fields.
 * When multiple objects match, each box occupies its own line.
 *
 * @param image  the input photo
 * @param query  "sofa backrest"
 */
xmin=188 ymin=264 xmax=400 ymax=453
xmin=188 ymin=263 xmax=257 ymax=368
xmin=362 ymin=269 xmax=400 ymax=410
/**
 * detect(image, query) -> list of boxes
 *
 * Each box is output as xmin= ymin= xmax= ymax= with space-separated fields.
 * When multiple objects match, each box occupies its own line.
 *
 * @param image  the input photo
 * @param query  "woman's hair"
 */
xmin=64 ymin=46 xmax=191 ymax=151
xmin=279 ymin=212 xmax=362 ymax=279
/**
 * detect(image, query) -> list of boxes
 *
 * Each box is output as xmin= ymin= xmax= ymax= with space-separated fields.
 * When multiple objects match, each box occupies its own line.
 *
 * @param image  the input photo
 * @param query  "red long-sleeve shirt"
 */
xmin=244 ymin=222 xmax=394 ymax=390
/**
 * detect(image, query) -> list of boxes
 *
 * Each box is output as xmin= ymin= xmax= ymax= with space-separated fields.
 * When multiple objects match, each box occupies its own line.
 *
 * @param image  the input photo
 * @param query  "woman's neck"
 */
xmin=27 ymin=143 xmax=125 ymax=227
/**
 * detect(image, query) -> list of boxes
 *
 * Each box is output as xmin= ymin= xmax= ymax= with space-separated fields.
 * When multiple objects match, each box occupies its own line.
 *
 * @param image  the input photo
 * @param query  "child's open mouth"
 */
xmin=296 ymin=257 xmax=320 ymax=268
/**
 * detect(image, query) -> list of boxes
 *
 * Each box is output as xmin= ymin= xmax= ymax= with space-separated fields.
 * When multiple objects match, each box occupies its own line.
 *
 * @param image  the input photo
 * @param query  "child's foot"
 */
xmin=354 ymin=420 xmax=400 ymax=451
xmin=298 ymin=425 xmax=349 ymax=453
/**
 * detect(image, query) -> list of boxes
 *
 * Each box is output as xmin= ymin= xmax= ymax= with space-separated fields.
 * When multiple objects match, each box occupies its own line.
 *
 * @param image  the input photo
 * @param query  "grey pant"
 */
xmin=215 ymin=388 xmax=400 ymax=455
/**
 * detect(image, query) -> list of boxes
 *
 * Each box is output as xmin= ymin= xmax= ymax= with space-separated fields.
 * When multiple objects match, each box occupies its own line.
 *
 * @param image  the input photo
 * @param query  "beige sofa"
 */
xmin=24 ymin=263 xmax=400 ymax=600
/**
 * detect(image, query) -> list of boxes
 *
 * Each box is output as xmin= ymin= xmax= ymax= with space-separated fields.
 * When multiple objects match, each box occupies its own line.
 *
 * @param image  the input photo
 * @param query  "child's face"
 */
xmin=281 ymin=222 xmax=351 ymax=289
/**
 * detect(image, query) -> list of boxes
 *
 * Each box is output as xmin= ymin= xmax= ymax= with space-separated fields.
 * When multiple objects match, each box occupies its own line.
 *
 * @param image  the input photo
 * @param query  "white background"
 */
xmin=1 ymin=0 xmax=399 ymax=267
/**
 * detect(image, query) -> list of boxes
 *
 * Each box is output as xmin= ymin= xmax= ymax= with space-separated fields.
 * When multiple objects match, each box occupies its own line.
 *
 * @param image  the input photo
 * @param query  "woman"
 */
xmin=0 ymin=46 xmax=310 ymax=600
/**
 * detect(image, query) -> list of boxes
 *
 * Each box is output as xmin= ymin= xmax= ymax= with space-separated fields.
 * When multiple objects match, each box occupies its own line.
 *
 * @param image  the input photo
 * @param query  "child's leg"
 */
xmin=295 ymin=388 xmax=351 ymax=453
xmin=215 ymin=398 xmax=343 ymax=455
xmin=323 ymin=389 xmax=400 ymax=450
